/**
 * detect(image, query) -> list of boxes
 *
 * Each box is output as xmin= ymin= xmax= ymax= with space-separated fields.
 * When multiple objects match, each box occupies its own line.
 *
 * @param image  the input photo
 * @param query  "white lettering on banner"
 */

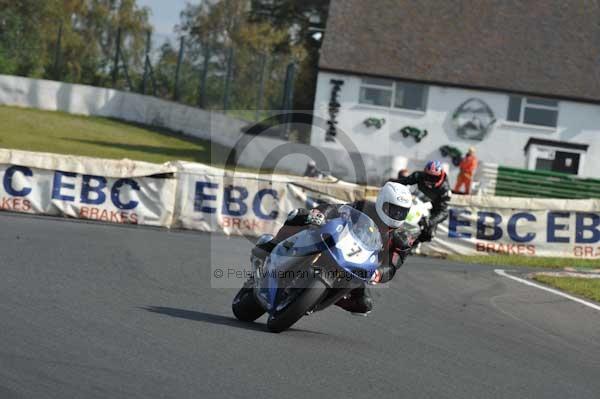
xmin=0 ymin=164 xmax=175 ymax=227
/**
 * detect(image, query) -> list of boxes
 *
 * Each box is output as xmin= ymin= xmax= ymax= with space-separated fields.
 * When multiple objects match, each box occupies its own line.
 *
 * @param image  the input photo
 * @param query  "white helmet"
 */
xmin=376 ymin=182 xmax=413 ymax=228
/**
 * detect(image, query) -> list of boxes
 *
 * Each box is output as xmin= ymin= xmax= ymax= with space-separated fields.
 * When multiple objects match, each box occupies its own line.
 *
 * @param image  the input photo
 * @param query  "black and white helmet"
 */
xmin=375 ymin=182 xmax=412 ymax=228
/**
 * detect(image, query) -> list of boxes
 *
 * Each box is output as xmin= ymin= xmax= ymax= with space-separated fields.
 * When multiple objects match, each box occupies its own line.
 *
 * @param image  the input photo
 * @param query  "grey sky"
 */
xmin=137 ymin=0 xmax=201 ymax=37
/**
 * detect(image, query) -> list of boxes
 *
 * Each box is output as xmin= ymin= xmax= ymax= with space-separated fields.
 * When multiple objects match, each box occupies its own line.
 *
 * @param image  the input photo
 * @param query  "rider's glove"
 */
xmin=370 ymin=268 xmax=382 ymax=284
xmin=306 ymin=209 xmax=326 ymax=226
xmin=419 ymin=219 xmax=434 ymax=242
xmin=391 ymin=230 xmax=414 ymax=250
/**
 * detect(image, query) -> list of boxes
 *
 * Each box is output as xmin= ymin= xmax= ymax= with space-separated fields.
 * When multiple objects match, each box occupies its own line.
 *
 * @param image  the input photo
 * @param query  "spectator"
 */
xmin=303 ymin=160 xmax=321 ymax=178
xmin=397 ymin=168 xmax=410 ymax=179
xmin=454 ymin=147 xmax=478 ymax=194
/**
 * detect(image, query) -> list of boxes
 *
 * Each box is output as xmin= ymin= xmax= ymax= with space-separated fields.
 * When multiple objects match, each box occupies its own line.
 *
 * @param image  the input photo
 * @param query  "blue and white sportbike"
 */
xmin=232 ymin=205 xmax=383 ymax=333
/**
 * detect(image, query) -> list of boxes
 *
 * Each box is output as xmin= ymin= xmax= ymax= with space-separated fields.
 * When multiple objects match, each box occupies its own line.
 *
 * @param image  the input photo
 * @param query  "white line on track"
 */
xmin=495 ymin=269 xmax=600 ymax=312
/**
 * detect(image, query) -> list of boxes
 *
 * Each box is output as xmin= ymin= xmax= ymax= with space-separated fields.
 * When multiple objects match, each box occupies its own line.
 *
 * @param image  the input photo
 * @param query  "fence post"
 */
xmin=122 ymin=58 xmax=134 ymax=91
xmin=112 ymin=27 xmax=122 ymax=87
xmin=281 ymin=62 xmax=296 ymax=138
xmin=281 ymin=62 xmax=296 ymax=110
xmin=173 ymin=36 xmax=185 ymax=101
xmin=255 ymin=53 xmax=267 ymax=121
xmin=141 ymin=31 xmax=152 ymax=94
xmin=53 ymin=21 xmax=63 ymax=80
xmin=198 ymin=44 xmax=210 ymax=108
xmin=223 ymin=47 xmax=234 ymax=112
xmin=147 ymin=61 xmax=158 ymax=96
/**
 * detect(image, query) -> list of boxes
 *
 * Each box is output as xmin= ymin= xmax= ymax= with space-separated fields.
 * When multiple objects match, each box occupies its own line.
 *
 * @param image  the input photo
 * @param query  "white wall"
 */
xmin=311 ymin=71 xmax=600 ymax=179
xmin=0 ymin=74 xmax=247 ymax=148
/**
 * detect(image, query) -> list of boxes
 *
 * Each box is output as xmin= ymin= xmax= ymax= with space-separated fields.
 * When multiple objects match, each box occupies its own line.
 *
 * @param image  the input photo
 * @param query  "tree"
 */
xmin=0 ymin=0 xmax=56 ymax=77
xmin=176 ymin=0 xmax=304 ymax=111
xmin=0 ymin=0 xmax=151 ymax=88
xmin=250 ymin=0 xmax=331 ymax=110
xmin=55 ymin=0 xmax=151 ymax=86
xmin=153 ymin=41 xmax=179 ymax=99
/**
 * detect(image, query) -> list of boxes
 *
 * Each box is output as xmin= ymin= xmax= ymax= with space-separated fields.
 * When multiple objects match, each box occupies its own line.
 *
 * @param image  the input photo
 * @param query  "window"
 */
xmin=525 ymin=138 xmax=588 ymax=176
xmin=507 ymin=96 xmax=559 ymax=127
xmin=359 ymin=78 xmax=393 ymax=107
xmin=359 ymin=78 xmax=428 ymax=111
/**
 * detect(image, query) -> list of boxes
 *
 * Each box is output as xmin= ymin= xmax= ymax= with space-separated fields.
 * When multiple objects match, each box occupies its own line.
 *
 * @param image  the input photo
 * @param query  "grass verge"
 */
xmin=532 ymin=275 xmax=600 ymax=303
xmin=448 ymin=254 xmax=600 ymax=269
xmin=0 ymin=105 xmax=233 ymax=165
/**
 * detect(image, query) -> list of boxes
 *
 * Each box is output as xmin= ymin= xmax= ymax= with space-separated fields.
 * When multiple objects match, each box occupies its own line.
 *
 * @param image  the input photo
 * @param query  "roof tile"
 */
xmin=320 ymin=0 xmax=600 ymax=102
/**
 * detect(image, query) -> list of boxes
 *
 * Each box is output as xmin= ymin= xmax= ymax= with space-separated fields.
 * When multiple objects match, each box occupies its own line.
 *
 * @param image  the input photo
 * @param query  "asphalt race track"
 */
xmin=1 ymin=212 xmax=599 ymax=399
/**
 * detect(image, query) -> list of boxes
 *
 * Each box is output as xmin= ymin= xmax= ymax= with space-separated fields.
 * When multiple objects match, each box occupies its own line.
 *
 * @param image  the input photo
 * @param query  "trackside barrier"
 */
xmin=420 ymin=195 xmax=600 ymax=259
xmin=0 ymin=149 xmax=599 ymax=259
xmin=171 ymin=161 xmax=367 ymax=236
xmin=0 ymin=149 xmax=178 ymax=227
xmin=0 ymin=149 xmax=369 ymax=233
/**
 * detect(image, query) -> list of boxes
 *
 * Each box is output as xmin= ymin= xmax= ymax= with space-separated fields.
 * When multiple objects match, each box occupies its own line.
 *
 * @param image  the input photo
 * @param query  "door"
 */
xmin=552 ymin=151 xmax=580 ymax=175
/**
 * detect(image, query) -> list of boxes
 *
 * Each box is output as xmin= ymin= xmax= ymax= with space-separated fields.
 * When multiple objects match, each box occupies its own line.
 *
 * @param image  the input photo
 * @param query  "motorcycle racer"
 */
xmin=388 ymin=160 xmax=451 ymax=243
xmin=252 ymin=182 xmax=417 ymax=315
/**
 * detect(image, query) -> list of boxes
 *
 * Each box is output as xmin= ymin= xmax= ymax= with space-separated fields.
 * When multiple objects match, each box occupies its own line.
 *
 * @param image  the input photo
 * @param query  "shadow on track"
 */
xmin=142 ymin=306 xmax=325 ymax=335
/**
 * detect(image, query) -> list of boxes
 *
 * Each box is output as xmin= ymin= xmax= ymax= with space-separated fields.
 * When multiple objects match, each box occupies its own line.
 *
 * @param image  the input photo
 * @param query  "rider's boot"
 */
xmin=335 ymin=287 xmax=373 ymax=316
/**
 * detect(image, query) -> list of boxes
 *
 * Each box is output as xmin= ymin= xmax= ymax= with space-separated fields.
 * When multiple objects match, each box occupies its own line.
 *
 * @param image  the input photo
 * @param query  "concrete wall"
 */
xmin=311 ymin=71 xmax=600 ymax=179
xmin=0 ymin=74 xmax=246 ymax=148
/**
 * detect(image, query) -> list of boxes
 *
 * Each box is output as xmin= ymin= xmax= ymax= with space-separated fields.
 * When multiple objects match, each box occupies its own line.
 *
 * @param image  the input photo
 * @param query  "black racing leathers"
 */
xmin=390 ymin=172 xmax=451 ymax=228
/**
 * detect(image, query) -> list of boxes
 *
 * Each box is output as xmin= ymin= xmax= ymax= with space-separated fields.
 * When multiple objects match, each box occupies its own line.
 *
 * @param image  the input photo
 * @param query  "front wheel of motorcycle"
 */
xmin=266 ymin=278 xmax=327 ymax=333
xmin=232 ymin=281 xmax=265 ymax=322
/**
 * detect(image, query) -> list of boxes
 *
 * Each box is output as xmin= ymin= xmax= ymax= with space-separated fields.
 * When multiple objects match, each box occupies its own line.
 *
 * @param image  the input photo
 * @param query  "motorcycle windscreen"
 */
xmin=326 ymin=205 xmax=382 ymax=281
xmin=338 ymin=205 xmax=383 ymax=251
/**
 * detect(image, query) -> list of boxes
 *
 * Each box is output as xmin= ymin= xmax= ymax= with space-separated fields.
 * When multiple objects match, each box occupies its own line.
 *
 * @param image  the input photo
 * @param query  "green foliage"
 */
xmin=249 ymin=0 xmax=330 ymax=110
xmin=0 ymin=46 xmax=18 ymax=75
xmin=170 ymin=0 xmax=303 ymax=113
xmin=0 ymin=0 xmax=331 ymax=133
xmin=0 ymin=0 xmax=151 ymax=88
xmin=0 ymin=1 xmax=51 ymax=76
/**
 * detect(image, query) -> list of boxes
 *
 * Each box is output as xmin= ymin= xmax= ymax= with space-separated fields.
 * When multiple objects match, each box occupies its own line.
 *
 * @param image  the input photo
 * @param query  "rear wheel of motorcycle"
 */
xmin=266 ymin=278 xmax=327 ymax=333
xmin=232 ymin=284 xmax=265 ymax=322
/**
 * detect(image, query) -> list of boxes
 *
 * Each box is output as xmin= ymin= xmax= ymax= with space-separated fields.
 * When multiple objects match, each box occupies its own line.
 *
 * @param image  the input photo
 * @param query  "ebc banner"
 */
xmin=173 ymin=167 xmax=348 ymax=236
xmin=0 ymin=164 xmax=175 ymax=227
xmin=174 ymin=171 xmax=287 ymax=236
xmin=421 ymin=197 xmax=600 ymax=259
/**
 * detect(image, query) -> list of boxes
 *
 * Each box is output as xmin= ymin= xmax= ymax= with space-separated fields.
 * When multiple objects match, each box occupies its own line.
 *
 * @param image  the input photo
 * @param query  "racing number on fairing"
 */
xmin=347 ymin=243 xmax=362 ymax=258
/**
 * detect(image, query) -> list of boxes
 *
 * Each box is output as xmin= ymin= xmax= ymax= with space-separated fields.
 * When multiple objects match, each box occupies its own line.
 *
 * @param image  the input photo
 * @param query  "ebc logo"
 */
xmin=3 ymin=166 xmax=33 ymax=197
xmin=448 ymin=209 xmax=600 ymax=244
xmin=194 ymin=181 xmax=279 ymax=220
xmin=52 ymin=172 xmax=140 ymax=210
xmin=2 ymin=166 xmax=141 ymax=210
